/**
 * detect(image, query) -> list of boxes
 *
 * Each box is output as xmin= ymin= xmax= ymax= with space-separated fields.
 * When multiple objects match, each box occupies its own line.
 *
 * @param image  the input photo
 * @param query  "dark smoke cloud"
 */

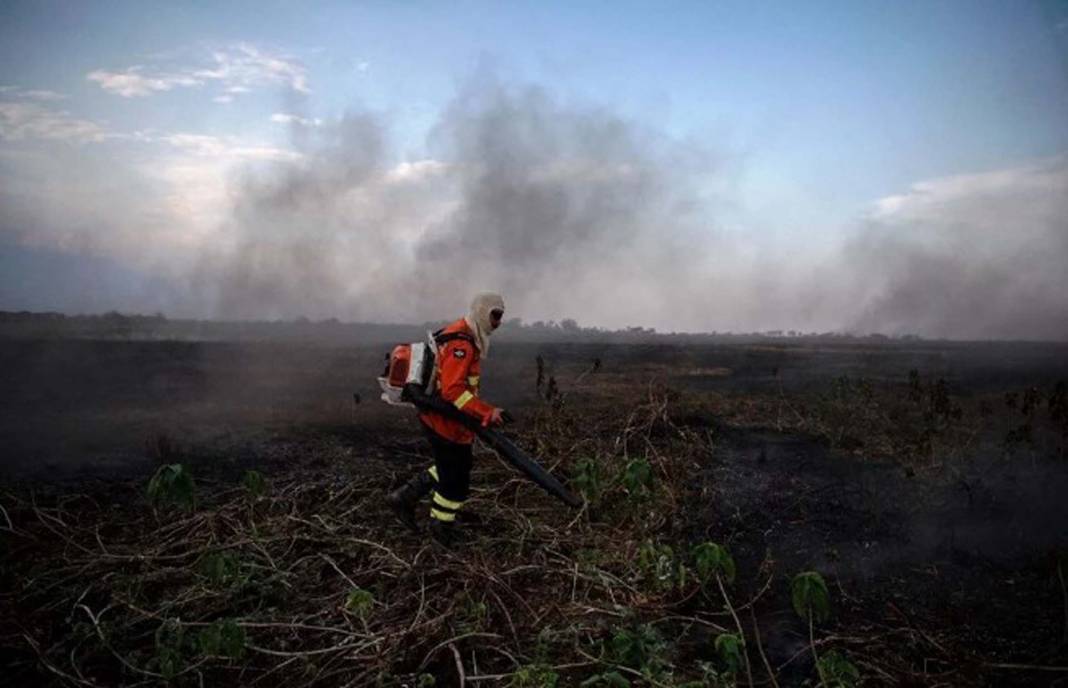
xmin=843 ymin=156 xmax=1068 ymax=340
xmin=204 ymin=111 xmax=398 ymax=320
xmin=202 ymin=73 xmax=725 ymax=329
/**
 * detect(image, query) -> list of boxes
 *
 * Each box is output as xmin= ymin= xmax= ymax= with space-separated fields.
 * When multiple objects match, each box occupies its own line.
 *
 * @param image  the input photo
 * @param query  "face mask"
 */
xmin=465 ymin=293 xmax=505 ymax=355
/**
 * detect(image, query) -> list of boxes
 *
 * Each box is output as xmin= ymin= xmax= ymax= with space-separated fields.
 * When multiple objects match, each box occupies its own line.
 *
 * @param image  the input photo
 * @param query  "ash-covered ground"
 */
xmin=2 ymin=336 xmax=1067 ymax=686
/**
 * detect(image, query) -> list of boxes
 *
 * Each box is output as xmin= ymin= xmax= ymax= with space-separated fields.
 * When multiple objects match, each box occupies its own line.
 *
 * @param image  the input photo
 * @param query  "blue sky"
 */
xmin=1 ymin=1 xmax=1067 ymax=337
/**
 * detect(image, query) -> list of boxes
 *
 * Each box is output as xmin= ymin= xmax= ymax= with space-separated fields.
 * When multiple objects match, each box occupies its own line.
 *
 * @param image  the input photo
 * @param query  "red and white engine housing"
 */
xmin=377 ymin=334 xmax=436 ymax=407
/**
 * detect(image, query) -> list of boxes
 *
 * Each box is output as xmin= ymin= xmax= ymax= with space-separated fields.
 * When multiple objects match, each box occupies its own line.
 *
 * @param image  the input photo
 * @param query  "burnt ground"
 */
xmin=1 ymin=337 xmax=1068 ymax=686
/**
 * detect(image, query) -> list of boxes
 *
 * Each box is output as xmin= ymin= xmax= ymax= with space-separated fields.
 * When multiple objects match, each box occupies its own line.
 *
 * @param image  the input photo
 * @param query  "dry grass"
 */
xmin=3 ymin=375 xmax=1065 ymax=687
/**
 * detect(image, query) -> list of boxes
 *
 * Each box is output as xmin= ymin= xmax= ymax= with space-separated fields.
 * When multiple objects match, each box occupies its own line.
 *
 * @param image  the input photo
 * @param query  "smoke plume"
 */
xmin=844 ymin=156 xmax=1068 ymax=340
xmin=200 ymin=74 xmax=725 ymax=329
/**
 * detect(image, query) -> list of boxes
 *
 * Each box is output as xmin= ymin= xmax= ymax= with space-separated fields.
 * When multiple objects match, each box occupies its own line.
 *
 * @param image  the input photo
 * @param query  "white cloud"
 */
xmin=213 ymin=95 xmax=233 ymax=104
xmin=0 ymin=86 xmax=66 ymax=101
xmin=0 ymin=126 xmax=309 ymax=276
xmin=870 ymin=161 xmax=1065 ymax=224
xmin=356 ymin=61 xmax=370 ymax=72
xmin=0 ymin=101 xmax=106 ymax=142
xmin=208 ymin=42 xmax=309 ymax=93
xmin=385 ymin=159 xmax=447 ymax=183
xmin=22 ymin=89 xmax=67 ymax=101
xmin=88 ymin=43 xmax=310 ymax=100
xmin=156 ymin=133 xmax=302 ymax=162
xmin=87 ymin=68 xmax=200 ymax=97
xmin=270 ymin=113 xmax=322 ymax=127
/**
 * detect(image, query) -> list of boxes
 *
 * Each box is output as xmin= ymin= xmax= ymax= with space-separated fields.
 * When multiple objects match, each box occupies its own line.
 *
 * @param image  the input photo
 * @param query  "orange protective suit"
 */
xmin=419 ymin=317 xmax=497 ymax=444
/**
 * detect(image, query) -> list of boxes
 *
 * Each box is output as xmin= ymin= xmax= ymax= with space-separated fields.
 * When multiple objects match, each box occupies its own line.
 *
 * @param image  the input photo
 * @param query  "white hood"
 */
xmin=463 ymin=292 xmax=504 ymax=358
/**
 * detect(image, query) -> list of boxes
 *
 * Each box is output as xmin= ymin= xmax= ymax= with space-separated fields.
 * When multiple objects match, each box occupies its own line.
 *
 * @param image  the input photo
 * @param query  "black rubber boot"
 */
xmin=428 ymin=518 xmax=459 ymax=548
xmin=455 ymin=510 xmax=483 ymax=525
xmin=386 ymin=471 xmax=434 ymax=533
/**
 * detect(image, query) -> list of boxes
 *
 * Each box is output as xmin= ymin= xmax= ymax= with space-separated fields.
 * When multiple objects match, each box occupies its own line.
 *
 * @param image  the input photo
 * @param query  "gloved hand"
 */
xmin=486 ymin=408 xmax=514 ymax=427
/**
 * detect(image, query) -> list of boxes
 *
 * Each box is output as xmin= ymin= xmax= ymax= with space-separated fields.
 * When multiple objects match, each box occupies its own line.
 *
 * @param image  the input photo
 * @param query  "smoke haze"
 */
xmin=196 ymin=74 xmax=732 ymax=331
xmin=2 ymin=75 xmax=1067 ymax=339
xmin=844 ymin=157 xmax=1068 ymax=340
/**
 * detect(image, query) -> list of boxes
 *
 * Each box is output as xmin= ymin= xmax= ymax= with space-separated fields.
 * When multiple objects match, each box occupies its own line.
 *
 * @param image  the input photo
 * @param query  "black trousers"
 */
xmin=423 ymin=425 xmax=473 ymax=522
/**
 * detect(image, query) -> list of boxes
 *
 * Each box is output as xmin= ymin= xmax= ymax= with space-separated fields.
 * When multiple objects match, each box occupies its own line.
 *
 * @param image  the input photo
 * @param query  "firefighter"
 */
xmin=387 ymin=293 xmax=507 ymax=546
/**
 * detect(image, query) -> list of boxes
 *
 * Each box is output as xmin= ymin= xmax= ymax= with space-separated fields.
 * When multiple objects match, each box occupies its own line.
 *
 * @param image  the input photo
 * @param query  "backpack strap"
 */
xmin=432 ymin=328 xmax=476 ymax=347
xmin=426 ymin=328 xmax=477 ymax=399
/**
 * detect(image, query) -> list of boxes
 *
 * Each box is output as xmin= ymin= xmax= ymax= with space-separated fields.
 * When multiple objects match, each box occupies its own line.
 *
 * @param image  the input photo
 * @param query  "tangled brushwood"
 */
xmin=2 ymin=375 xmax=1065 ymax=686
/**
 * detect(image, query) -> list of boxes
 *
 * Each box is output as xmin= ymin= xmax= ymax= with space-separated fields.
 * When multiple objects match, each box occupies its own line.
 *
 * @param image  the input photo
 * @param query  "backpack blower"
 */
xmin=377 ymin=332 xmax=581 ymax=508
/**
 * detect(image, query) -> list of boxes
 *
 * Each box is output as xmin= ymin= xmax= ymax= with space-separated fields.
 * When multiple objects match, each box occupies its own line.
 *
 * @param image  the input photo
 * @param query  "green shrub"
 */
xmin=688 ymin=661 xmax=737 ymax=687
xmin=580 ymin=671 xmax=630 ymax=687
xmin=345 ymin=587 xmax=375 ymax=620
xmin=153 ymin=619 xmax=185 ymax=680
xmin=637 ymin=540 xmax=680 ymax=592
xmin=509 ymin=663 xmax=559 ymax=687
xmin=692 ymin=542 xmax=735 ymax=585
xmin=609 ymin=623 xmax=667 ymax=679
xmin=457 ymin=592 xmax=488 ymax=632
xmin=621 ymin=458 xmax=653 ymax=497
xmin=817 ymin=650 xmax=860 ymax=687
xmin=196 ymin=619 xmax=246 ymax=659
xmin=791 ymin=571 xmax=830 ymax=623
xmin=199 ymin=552 xmax=247 ymax=588
xmin=714 ymin=633 xmax=744 ymax=675
xmin=573 ymin=456 xmax=607 ymax=504
xmin=147 ymin=463 xmax=195 ymax=511
xmin=241 ymin=469 xmax=267 ymax=498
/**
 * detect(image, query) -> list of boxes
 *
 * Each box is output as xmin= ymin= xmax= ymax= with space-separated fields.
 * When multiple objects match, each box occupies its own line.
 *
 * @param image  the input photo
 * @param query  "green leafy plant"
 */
xmin=576 ymin=547 xmax=610 ymax=572
xmin=791 ymin=571 xmax=830 ymax=623
xmin=816 ymin=650 xmax=859 ymax=688
xmin=153 ymin=618 xmax=185 ymax=681
xmin=637 ymin=540 xmax=681 ymax=592
xmin=199 ymin=552 xmax=247 ymax=588
xmin=376 ymin=671 xmax=434 ymax=688
xmin=534 ymin=626 xmax=559 ymax=663
xmin=608 ymin=623 xmax=667 ymax=680
xmin=580 ymin=670 xmax=630 ymax=687
xmin=509 ymin=663 xmax=559 ymax=687
xmin=241 ymin=469 xmax=267 ymax=498
xmin=688 ymin=661 xmax=737 ymax=688
xmin=692 ymin=544 xmax=752 ymax=685
xmin=793 ymin=571 xmax=834 ymax=687
xmin=345 ymin=587 xmax=375 ymax=620
xmin=147 ymin=463 xmax=195 ymax=511
xmin=621 ymin=458 xmax=653 ymax=498
xmin=714 ymin=633 xmax=744 ymax=675
xmin=457 ymin=591 xmax=488 ymax=632
xmin=573 ymin=456 xmax=607 ymax=504
xmin=692 ymin=542 xmax=736 ymax=585
xmin=196 ymin=619 xmax=246 ymax=659
xmin=157 ymin=644 xmax=182 ymax=681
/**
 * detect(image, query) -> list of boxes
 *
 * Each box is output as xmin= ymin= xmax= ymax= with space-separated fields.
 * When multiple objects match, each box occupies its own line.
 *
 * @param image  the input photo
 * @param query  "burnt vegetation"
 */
xmin=1 ymin=333 xmax=1067 ymax=686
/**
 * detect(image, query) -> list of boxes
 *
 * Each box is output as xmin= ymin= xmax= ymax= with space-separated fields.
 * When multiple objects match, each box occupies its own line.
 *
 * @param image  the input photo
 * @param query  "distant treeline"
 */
xmin=0 ymin=310 xmax=928 ymax=345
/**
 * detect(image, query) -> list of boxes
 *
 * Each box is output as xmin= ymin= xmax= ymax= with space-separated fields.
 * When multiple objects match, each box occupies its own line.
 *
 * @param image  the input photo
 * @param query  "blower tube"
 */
xmin=402 ymin=384 xmax=582 ymax=508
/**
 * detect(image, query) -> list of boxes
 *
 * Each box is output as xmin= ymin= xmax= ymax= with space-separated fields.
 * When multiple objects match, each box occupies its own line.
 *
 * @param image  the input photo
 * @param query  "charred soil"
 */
xmin=2 ymin=338 xmax=1067 ymax=687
